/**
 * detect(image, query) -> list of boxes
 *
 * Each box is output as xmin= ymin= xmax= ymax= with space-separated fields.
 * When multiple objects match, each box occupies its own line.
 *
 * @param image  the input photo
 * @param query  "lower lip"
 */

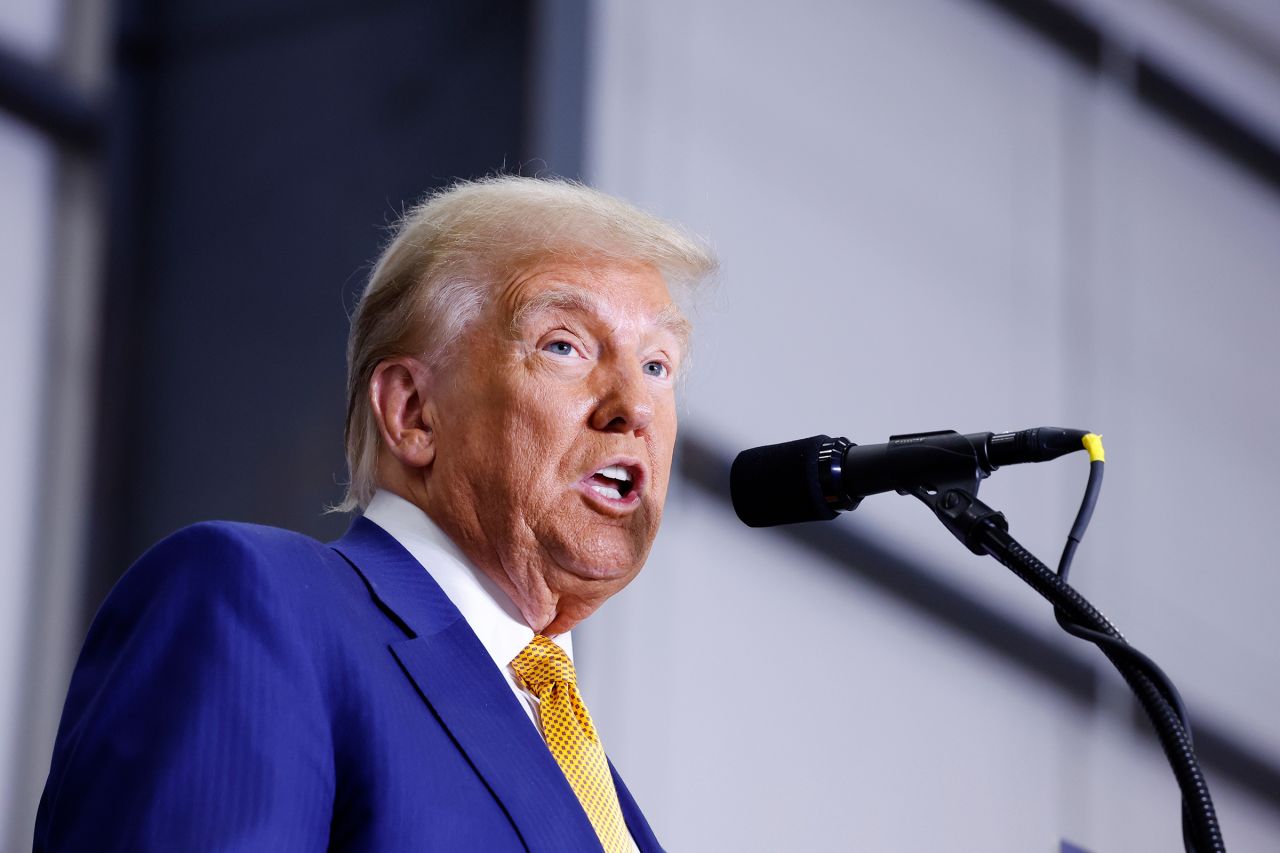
xmin=576 ymin=479 xmax=642 ymax=512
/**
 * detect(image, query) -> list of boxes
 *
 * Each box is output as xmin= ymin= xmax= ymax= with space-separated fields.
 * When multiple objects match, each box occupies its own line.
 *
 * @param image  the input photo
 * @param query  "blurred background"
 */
xmin=3 ymin=0 xmax=1279 ymax=849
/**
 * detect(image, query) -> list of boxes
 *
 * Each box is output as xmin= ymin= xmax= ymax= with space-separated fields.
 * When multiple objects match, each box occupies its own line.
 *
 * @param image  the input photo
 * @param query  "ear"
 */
xmin=369 ymin=357 xmax=436 ymax=469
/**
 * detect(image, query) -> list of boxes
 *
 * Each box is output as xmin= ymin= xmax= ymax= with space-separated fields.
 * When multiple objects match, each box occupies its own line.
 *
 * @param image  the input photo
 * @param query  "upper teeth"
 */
xmin=596 ymin=465 xmax=631 ymax=482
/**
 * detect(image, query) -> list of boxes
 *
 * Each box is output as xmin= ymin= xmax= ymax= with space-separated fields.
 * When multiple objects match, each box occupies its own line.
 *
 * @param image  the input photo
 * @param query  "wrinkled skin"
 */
xmin=371 ymin=258 xmax=687 ymax=634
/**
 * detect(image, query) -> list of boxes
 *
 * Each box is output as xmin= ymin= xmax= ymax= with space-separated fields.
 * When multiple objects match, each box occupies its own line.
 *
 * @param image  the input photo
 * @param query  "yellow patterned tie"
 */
xmin=510 ymin=635 xmax=632 ymax=853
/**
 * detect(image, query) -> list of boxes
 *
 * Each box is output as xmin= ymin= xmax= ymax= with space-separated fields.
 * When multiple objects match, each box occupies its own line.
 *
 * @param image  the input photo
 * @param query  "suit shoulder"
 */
xmin=39 ymin=521 xmax=343 ymax=850
xmin=149 ymin=519 xmax=330 ymax=560
xmin=137 ymin=520 xmax=337 ymax=574
xmin=103 ymin=520 xmax=345 ymax=619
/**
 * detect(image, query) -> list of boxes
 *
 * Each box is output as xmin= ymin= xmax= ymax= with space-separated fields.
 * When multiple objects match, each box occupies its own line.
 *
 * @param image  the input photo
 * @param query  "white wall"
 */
xmin=0 ymin=3 xmax=65 ymax=833
xmin=0 ymin=0 xmax=61 ymax=59
xmin=0 ymin=3 xmax=105 ymax=847
xmin=0 ymin=112 xmax=57 ymax=844
xmin=0 ymin=0 xmax=64 ymax=807
xmin=581 ymin=1 xmax=1280 ymax=849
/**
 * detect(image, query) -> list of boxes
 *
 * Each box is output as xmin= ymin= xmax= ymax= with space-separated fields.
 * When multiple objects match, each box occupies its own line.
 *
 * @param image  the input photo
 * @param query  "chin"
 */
xmin=552 ymin=534 xmax=648 ymax=583
xmin=563 ymin=552 xmax=642 ymax=582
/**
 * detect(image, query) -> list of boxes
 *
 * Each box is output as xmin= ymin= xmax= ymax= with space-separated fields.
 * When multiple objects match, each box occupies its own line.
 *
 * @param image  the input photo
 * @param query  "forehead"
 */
xmin=499 ymin=258 xmax=690 ymax=345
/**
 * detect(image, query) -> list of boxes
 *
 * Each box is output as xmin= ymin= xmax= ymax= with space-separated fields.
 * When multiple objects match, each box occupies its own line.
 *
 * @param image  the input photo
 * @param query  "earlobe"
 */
xmin=370 ymin=358 xmax=436 ymax=469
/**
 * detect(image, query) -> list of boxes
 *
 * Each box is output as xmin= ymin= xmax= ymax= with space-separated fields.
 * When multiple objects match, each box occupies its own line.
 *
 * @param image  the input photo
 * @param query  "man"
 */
xmin=34 ymin=177 xmax=717 ymax=851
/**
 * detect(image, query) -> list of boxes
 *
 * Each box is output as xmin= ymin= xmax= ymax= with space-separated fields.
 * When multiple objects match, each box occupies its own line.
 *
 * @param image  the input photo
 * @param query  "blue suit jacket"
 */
xmin=35 ymin=518 xmax=663 ymax=851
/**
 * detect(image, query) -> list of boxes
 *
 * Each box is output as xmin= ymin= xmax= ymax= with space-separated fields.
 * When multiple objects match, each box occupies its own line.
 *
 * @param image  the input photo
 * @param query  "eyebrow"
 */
xmin=510 ymin=287 xmax=692 ymax=349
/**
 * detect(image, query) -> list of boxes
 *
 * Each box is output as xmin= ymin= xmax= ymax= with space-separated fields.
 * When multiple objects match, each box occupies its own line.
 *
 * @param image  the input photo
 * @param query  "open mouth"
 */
xmin=585 ymin=464 xmax=638 ymax=501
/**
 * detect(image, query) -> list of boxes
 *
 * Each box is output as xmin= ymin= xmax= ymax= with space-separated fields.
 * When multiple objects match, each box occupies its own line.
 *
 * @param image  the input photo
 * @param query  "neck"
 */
xmin=385 ymin=477 xmax=602 ymax=635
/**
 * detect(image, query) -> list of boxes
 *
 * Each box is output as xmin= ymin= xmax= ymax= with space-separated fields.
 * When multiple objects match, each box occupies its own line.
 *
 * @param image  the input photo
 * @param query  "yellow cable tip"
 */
xmin=1082 ymin=433 xmax=1105 ymax=463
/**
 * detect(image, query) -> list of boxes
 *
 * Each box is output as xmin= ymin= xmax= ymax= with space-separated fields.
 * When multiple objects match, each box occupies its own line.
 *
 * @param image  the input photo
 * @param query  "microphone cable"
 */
xmin=1013 ymin=434 xmax=1220 ymax=853
xmin=1054 ymin=435 xmax=1191 ymax=731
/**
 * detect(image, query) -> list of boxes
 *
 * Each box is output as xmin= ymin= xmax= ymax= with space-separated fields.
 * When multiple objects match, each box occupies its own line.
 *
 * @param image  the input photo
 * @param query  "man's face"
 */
xmin=422 ymin=257 xmax=687 ymax=629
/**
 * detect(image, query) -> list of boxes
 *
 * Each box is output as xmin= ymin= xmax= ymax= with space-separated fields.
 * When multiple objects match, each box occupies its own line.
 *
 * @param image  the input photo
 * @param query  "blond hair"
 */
xmin=337 ymin=176 xmax=717 ymax=512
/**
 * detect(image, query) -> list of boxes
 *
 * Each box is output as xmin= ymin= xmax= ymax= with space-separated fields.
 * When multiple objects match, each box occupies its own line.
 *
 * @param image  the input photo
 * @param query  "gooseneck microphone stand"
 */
xmin=913 ymin=477 xmax=1224 ymax=853
xmin=731 ymin=427 xmax=1227 ymax=850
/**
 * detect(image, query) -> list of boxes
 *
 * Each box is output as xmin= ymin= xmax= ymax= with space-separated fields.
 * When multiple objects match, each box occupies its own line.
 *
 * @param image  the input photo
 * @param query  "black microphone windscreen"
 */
xmin=730 ymin=435 xmax=840 ymax=528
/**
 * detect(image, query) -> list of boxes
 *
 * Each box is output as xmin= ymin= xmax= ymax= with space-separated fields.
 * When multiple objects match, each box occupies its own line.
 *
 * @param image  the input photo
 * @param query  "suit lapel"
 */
xmin=609 ymin=760 xmax=663 ymax=853
xmin=332 ymin=517 xmax=603 ymax=852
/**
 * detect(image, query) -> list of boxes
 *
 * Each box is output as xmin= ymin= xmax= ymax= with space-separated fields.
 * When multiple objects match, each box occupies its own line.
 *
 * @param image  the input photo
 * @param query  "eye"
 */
xmin=543 ymin=340 xmax=579 ymax=357
xmin=643 ymin=360 xmax=669 ymax=378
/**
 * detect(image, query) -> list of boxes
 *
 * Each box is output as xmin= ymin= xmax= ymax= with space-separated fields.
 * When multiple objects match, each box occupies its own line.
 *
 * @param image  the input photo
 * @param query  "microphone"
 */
xmin=730 ymin=427 xmax=1089 ymax=527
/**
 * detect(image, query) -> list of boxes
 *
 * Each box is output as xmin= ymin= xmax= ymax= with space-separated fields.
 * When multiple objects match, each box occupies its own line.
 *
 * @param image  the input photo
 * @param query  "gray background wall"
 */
xmin=579 ymin=1 xmax=1280 ymax=850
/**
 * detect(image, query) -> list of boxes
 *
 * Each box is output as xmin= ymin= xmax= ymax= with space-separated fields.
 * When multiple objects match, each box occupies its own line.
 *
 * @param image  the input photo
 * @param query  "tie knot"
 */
xmin=510 ymin=634 xmax=577 ymax=696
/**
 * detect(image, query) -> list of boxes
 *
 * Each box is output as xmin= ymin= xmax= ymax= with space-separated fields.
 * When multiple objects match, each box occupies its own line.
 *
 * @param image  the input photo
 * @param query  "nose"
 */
xmin=589 ymin=360 xmax=654 ymax=434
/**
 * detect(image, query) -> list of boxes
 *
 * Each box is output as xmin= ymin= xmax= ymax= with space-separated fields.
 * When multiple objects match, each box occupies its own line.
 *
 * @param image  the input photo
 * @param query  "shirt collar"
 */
xmin=361 ymin=489 xmax=573 ymax=670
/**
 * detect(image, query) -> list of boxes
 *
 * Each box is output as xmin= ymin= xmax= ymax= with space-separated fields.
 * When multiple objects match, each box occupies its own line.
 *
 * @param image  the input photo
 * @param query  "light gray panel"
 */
xmin=1083 ymin=90 xmax=1280 ymax=761
xmin=592 ymin=0 xmax=1091 ymax=643
xmin=0 ymin=0 xmax=62 ymax=59
xmin=585 ymin=0 xmax=1280 ymax=847
xmin=0 ymin=114 xmax=55 ymax=842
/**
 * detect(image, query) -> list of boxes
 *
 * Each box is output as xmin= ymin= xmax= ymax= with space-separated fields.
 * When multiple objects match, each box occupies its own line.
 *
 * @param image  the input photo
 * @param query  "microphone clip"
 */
xmin=911 ymin=485 xmax=1009 ymax=555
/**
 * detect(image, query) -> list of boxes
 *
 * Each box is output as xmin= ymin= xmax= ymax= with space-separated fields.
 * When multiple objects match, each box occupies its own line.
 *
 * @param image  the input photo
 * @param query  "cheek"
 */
xmin=647 ymin=411 xmax=679 ymax=489
xmin=496 ymin=401 xmax=581 ymax=494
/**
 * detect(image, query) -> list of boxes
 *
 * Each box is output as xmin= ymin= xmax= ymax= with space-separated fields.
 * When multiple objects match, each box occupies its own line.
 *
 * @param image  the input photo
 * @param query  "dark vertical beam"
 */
xmin=527 ymin=0 xmax=591 ymax=180
xmin=85 ymin=0 xmax=534 ymax=621
xmin=84 ymin=0 xmax=167 ymax=619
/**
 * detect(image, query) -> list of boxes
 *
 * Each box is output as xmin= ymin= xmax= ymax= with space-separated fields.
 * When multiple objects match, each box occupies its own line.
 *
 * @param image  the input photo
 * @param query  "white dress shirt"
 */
xmin=362 ymin=489 xmax=572 ymax=730
xmin=363 ymin=490 xmax=639 ymax=852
